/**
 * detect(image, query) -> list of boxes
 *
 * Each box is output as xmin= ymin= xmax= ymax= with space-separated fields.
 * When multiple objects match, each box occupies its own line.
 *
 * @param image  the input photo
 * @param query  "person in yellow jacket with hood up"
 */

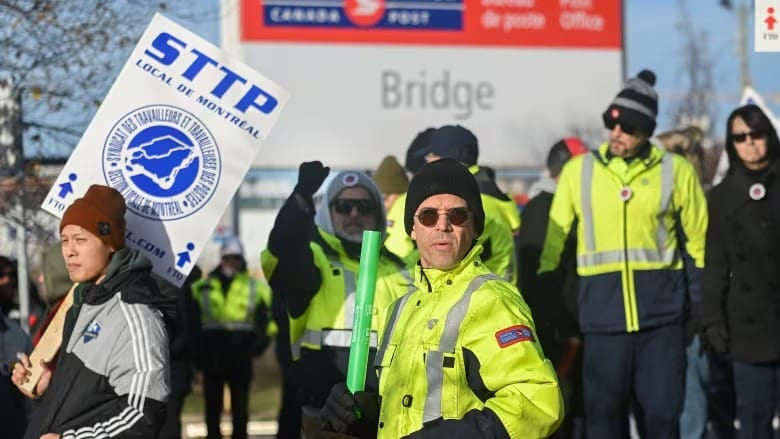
xmin=262 ymin=161 xmax=412 ymax=437
xmin=318 ymin=158 xmax=563 ymax=439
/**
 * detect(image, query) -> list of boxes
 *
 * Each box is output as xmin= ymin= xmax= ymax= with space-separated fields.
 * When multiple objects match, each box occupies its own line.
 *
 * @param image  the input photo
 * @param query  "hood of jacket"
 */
xmin=313 ymin=170 xmax=387 ymax=242
xmin=75 ymin=247 xmax=176 ymax=320
xmin=527 ymin=176 xmax=558 ymax=199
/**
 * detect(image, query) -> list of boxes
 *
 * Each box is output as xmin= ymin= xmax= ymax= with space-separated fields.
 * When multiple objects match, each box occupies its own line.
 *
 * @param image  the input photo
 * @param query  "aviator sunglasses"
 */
xmin=331 ymin=198 xmax=375 ymax=215
xmin=731 ymin=130 xmax=766 ymax=143
xmin=416 ymin=207 xmax=470 ymax=227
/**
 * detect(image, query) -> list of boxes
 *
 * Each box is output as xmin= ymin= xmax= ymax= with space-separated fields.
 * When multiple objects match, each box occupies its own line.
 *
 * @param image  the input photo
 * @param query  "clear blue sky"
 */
xmin=625 ymin=0 xmax=780 ymax=134
xmin=176 ymin=0 xmax=780 ymax=138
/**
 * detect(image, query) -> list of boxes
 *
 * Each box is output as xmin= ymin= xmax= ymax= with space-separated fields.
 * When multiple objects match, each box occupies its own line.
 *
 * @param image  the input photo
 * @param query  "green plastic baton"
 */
xmin=346 ymin=230 xmax=381 ymax=396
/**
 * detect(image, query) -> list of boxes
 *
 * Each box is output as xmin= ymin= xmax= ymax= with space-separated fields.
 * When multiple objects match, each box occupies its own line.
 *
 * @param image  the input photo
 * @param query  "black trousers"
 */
xmin=583 ymin=323 xmax=686 ymax=439
xmin=732 ymin=360 xmax=780 ymax=439
xmin=203 ymin=360 xmax=252 ymax=439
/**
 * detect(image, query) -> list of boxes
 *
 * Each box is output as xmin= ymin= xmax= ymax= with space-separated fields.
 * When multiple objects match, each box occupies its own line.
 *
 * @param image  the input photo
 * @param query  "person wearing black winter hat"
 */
xmin=318 ymin=158 xmax=563 ymax=438
xmin=407 ymin=124 xmax=520 ymax=284
xmin=517 ymin=137 xmax=588 ymax=439
xmin=539 ymin=70 xmax=709 ymax=439
xmin=701 ymin=104 xmax=780 ymax=439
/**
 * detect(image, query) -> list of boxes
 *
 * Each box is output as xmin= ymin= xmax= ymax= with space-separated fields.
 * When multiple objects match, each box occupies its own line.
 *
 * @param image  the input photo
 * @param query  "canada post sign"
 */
xmin=42 ymin=13 xmax=290 ymax=287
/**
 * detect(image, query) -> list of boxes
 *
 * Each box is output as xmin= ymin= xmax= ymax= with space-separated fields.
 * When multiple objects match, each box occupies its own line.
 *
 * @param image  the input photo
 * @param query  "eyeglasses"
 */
xmin=415 ymin=207 xmax=470 ymax=227
xmin=331 ymin=199 xmax=375 ymax=215
xmin=603 ymin=117 xmax=641 ymax=136
xmin=732 ymin=130 xmax=766 ymax=143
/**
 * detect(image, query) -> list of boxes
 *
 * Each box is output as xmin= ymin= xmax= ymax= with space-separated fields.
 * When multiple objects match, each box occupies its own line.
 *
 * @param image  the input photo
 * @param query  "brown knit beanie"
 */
xmin=60 ymin=184 xmax=127 ymax=250
xmin=374 ymin=155 xmax=409 ymax=195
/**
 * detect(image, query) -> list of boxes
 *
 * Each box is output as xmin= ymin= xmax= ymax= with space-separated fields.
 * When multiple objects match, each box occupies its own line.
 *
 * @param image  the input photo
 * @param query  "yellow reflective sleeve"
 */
xmin=539 ymin=160 xmax=579 ymax=273
xmin=461 ymin=287 xmax=563 ymax=438
xmin=260 ymin=248 xmax=278 ymax=280
xmin=673 ymin=157 xmax=708 ymax=268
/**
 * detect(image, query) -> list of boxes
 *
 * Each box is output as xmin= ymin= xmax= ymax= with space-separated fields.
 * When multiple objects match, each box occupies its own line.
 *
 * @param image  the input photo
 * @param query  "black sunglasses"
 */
xmin=603 ymin=116 xmax=641 ymax=136
xmin=331 ymin=199 xmax=375 ymax=215
xmin=416 ymin=207 xmax=470 ymax=227
xmin=732 ymin=130 xmax=766 ymax=143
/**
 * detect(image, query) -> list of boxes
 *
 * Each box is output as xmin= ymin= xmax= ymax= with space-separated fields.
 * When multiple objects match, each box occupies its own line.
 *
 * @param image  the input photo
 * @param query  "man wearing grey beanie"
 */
xmin=539 ymin=69 xmax=709 ymax=439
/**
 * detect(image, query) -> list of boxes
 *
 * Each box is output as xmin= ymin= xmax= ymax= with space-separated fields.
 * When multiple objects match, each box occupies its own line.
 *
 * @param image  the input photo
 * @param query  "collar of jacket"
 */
xmin=316 ymin=226 xmax=407 ymax=267
xmin=597 ymin=140 xmax=659 ymax=166
xmin=75 ymin=248 xmax=155 ymax=307
xmin=414 ymin=243 xmax=484 ymax=292
xmin=718 ymin=158 xmax=780 ymax=215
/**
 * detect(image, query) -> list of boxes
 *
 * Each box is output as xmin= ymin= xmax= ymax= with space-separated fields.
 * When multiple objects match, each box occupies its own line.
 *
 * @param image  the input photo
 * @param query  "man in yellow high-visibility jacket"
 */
xmin=539 ymin=69 xmax=708 ymax=439
xmin=262 ymin=162 xmax=412 ymax=437
xmin=192 ymin=237 xmax=272 ymax=439
xmin=318 ymin=158 xmax=562 ymax=438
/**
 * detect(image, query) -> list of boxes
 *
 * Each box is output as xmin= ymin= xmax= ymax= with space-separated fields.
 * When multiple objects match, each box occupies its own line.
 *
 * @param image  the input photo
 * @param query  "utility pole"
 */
xmin=0 ymin=78 xmax=30 ymax=334
xmin=737 ymin=1 xmax=753 ymax=88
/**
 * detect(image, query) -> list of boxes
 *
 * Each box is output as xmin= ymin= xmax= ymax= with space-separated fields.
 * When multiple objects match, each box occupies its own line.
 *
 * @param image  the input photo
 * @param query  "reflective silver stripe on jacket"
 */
xmin=423 ymin=273 xmax=501 ymax=423
xmin=247 ymin=278 xmax=257 ymax=321
xmin=300 ymin=328 xmax=378 ymax=348
xmin=581 ymin=154 xmax=596 ymax=252
xmin=330 ymin=260 xmax=357 ymax=328
xmin=579 ymin=152 xmax=677 ymax=268
xmin=374 ymin=293 xmax=414 ymax=376
xmin=202 ymin=322 xmax=254 ymax=331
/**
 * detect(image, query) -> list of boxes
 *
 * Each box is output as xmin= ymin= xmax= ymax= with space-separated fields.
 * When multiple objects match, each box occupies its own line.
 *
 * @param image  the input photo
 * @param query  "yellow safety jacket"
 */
xmin=262 ymin=228 xmax=413 ymax=360
xmin=539 ymin=143 xmax=708 ymax=333
xmin=384 ymin=193 xmax=415 ymax=260
xmin=375 ymin=245 xmax=562 ymax=438
xmin=192 ymin=272 xmax=272 ymax=331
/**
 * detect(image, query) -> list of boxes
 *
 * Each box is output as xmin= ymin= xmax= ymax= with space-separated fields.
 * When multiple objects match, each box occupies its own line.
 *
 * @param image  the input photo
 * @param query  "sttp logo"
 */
xmin=345 ymin=0 xmax=385 ymax=27
xmin=102 ymin=105 xmax=221 ymax=221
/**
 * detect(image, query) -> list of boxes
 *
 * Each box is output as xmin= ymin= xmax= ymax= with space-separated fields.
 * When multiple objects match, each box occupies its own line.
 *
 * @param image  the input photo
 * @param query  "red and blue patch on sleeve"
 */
xmin=495 ymin=325 xmax=534 ymax=348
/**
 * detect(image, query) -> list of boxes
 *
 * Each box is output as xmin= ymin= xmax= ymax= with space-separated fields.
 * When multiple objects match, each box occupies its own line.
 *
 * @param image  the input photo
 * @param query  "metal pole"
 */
xmin=16 ymin=218 xmax=29 ymax=334
xmin=737 ymin=2 xmax=752 ymax=88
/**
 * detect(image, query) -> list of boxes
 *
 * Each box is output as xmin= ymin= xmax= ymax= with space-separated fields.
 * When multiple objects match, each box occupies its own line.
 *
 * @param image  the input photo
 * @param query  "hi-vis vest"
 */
xmin=374 ymin=246 xmax=562 ymax=438
xmin=263 ymin=228 xmax=413 ymax=359
xmin=192 ymin=272 xmax=270 ymax=331
xmin=539 ymin=143 xmax=708 ymax=333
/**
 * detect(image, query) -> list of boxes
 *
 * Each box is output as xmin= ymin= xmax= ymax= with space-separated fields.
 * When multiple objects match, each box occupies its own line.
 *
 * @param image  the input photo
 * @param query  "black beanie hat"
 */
xmin=602 ymin=69 xmax=658 ymax=137
xmin=405 ymin=128 xmax=436 ymax=175
xmin=404 ymin=158 xmax=484 ymax=236
xmin=425 ymin=125 xmax=479 ymax=166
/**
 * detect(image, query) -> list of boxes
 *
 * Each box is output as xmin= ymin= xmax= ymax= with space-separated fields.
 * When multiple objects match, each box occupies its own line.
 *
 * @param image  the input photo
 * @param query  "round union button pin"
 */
xmin=619 ymin=187 xmax=633 ymax=202
xmin=749 ymin=183 xmax=766 ymax=200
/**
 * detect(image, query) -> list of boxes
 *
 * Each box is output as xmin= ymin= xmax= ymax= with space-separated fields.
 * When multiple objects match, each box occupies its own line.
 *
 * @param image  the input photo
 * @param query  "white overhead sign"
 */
xmin=42 ymin=13 xmax=290 ymax=286
xmin=226 ymin=0 xmax=623 ymax=169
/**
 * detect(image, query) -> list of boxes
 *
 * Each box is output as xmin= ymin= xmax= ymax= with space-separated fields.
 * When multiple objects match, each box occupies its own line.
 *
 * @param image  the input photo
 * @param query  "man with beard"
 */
xmin=262 ymin=162 xmax=411 ymax=437
xmin=539 ymin=70 xmax=708 ymax=439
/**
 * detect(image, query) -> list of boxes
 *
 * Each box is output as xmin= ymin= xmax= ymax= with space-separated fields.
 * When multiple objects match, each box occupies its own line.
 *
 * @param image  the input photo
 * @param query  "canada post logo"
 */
xmin=263 ymin=0 xmax=464 ymax=30
xmin=102 ymin=105 xmax=221 ymax=221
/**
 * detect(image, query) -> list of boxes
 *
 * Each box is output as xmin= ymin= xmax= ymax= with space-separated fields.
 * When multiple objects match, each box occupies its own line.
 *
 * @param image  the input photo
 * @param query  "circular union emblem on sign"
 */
xmin=102 ymin=105 xmax=221 ymax=221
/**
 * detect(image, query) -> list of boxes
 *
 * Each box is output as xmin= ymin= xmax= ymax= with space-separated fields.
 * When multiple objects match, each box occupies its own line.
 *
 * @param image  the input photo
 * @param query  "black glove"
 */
xmin=703 ymin=325 xmax=729 ymax=355
xmin=295 ymin=161 xmax=330 ymax=199
xmin=319 ymin=382 xmax=379 ymax=438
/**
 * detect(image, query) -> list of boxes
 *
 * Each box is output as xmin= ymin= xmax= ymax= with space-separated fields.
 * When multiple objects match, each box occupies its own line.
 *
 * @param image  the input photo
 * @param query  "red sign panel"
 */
xmin=241 ymin=0 xmax=622 ymax=49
